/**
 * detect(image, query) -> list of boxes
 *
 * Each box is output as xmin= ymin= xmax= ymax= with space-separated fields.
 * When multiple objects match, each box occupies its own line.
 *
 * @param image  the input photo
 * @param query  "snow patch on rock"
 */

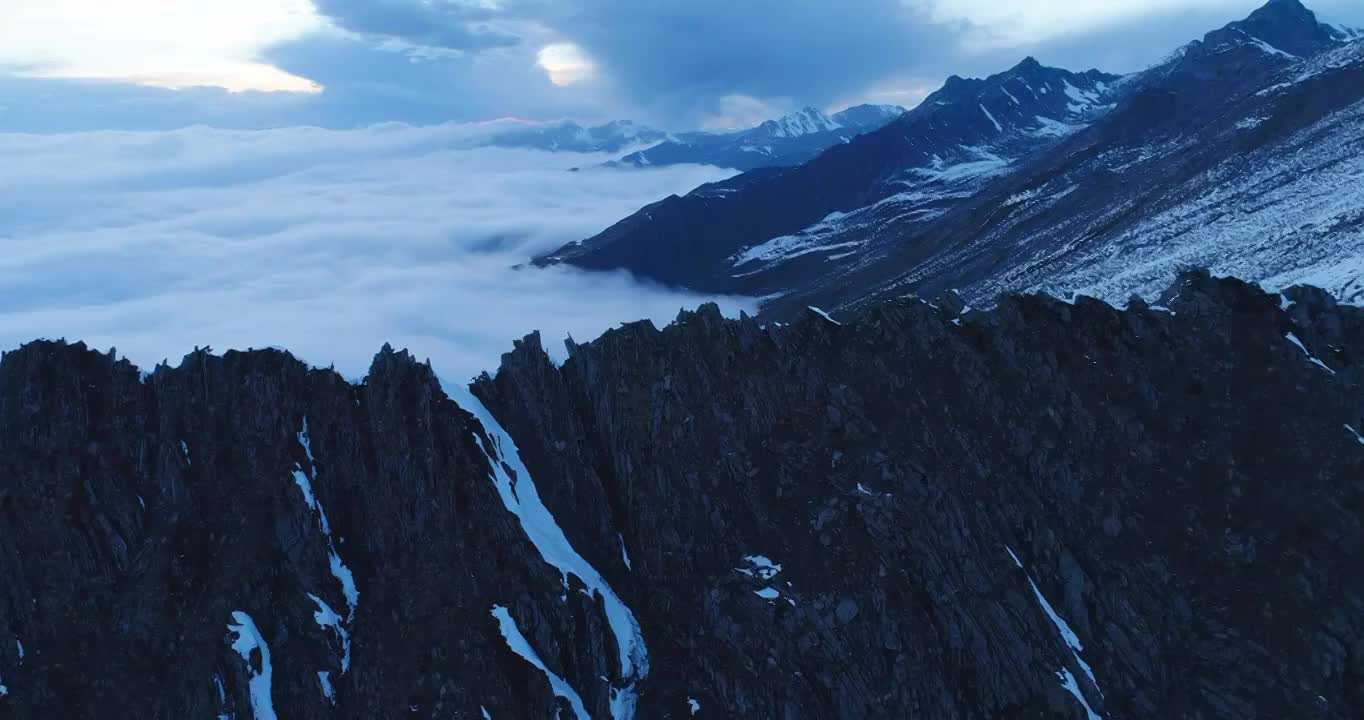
xmin=226 ymin=611 xmax=277 ymax=720
xmin=292 ymin=417 xmax=360 ymax=678
xmin=456 ymin=387 xmax=649 ymax=719
xmin=1007 ymin=547 xmax=1105 ymax=702
xmin=490 ymin=605 xmax=590 ymax=720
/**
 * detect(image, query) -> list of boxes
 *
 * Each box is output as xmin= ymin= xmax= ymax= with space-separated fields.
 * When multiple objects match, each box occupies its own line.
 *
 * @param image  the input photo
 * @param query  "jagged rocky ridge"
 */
xmin=2 ymin=273 xmax=1364 ymax=718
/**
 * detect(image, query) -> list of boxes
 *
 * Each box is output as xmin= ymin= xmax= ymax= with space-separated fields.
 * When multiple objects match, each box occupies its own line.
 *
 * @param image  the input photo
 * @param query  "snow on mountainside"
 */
xmin=539 ymin=0 xmax=1364 ymax=324
xmin=537 ymin=57 xmax=1122 ymax=290
xmin=612 ymin=103 xmax=906 ymax=171
xmin=724 ymin=60 xmax=1124 ymax=282
xmin=1013 ymin=42 xmax=1364 ymax=305
xmin=794 ymin=17 xmax=1364 ymax=317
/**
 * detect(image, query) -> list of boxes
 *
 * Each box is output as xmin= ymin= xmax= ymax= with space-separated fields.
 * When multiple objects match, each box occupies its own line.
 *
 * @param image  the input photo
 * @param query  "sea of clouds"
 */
xmin=0 ymin=123 xmax=748 ymax=382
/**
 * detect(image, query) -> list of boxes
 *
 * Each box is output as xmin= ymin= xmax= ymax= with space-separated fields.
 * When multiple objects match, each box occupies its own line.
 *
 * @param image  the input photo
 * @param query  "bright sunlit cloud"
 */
xmin=536 ymin=43 xmax=598 ymax=86
xmin=1 ymin=0 xmax=324 ymax=92
xmin=23 ymin=63 xmax=324 ymax=94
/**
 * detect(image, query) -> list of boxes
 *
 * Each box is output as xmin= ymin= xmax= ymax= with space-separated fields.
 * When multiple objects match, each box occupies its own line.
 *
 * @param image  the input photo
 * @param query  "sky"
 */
xmin=2 ymin=0 xmax=1362 ymax=131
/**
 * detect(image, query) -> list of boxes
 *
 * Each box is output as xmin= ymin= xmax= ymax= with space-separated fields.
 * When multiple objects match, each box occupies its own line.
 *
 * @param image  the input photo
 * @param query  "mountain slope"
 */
xmin=2 ymin=273 xmax=1364 ymax=718
xmin=537 ymin=0 xmax=1364 ymax=321
xmin=613 ymin=104 xmax=905 ymax=171
xmin=762 ymin=1 xmax=1364 ymax=319
xmin=539 ymin=59 xmax=1122 ymax=288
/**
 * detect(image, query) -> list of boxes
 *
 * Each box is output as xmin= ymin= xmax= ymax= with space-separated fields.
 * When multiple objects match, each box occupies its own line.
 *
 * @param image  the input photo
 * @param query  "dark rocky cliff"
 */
xmin=2 ymin=272 xmax=1363 ymax=718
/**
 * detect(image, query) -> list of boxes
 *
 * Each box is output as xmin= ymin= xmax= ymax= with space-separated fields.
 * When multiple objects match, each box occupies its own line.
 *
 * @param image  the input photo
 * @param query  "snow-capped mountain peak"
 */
xmin=757 ymin=107 xmax=841 ymax=138
xmin=1199 ymin=0 xmax=1346 ymax=59
xmin=919 ymin=58 xmax=1123 ymax=138
xmin=613 ymin=102 xmax=905 ymax=171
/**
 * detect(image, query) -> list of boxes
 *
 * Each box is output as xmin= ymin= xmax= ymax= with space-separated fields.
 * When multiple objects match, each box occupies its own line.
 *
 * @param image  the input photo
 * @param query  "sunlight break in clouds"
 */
xmin=2 ymin=0 xmax=323 ymax=92
xmin=536 ymin=43 xmax=599 ymax=86
xmin=0 ymin=125 xmax=748 ymax=381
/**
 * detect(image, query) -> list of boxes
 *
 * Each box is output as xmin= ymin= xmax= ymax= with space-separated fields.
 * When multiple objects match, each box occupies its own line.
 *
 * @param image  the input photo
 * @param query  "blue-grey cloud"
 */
xmin=292 ymin=0 xmax=1364 ymax=126
xmin=5 ymin=1 xmax=1362 ymax=133
xmin=0 ymin=72 xmax=316 ymax=132
xmin=536 ymin=0 xmax=961 ymax=124
xmin=269 ymin=32 xmax=634 ymax=124
xmin=311 ymin=0 xmax=520 ymax=50
xmin=0 ymin=34 xmax=613 ymax=132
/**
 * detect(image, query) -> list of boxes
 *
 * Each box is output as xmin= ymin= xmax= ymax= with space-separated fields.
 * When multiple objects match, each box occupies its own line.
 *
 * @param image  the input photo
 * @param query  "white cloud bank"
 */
xmin=0 ymin=124 xmax=746 ymax=382
xmin=3 ymin=0 xmax=323 ymax=92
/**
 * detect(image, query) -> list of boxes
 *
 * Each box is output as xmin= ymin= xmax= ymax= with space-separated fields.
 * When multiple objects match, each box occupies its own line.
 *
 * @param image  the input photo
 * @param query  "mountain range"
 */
xmin=538 ymin=0 xmax=1364 ymax=318
xmin=611 ymin=104 xmax=906 ymax=171
xmin=482 ymin=104 xmax=905 ymax=170
xmin=484 ymin=119 xmax=669 ymax=154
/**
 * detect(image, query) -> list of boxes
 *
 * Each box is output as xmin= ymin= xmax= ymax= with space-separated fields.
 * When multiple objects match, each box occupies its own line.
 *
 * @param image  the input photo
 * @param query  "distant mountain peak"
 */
xmin=1206 ymin=0 xmax=1343 ymax=58
xmin=485 ymin=118 xmax=667 ymax=153
xmin=831 ymin=104 xmax=906 ymax=128
xmin=758 ymin=107 xmax=841 ymax=139
xmin=1244 ymin=0 xmax=1321 ymax=30
xmin=1257 ymin=0 xmax=1309 ymax=12
xmin=925 ymin=58 xmax=1119 ymax=117
xmin=611 ymin=101 xmax=905 ymax=171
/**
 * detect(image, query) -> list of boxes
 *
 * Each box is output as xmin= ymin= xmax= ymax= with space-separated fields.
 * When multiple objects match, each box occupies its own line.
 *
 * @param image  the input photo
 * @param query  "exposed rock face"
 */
xmin=2 ymin=273 xmax=1364 ymax=718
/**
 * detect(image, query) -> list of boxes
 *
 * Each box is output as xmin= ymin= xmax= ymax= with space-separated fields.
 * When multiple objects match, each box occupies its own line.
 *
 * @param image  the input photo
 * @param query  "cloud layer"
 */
xmin=536 ymin=0 xmax=955 ymax=125
xmin=2 ymin=0 xmax=321 ymax=92
xmin=0 ymin=125 xmax=746 ymax=382
xmin=13 ymin=1 xmax=1364 ymax=132
xmin=311 ymin=0 xmax=520 ymax=51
